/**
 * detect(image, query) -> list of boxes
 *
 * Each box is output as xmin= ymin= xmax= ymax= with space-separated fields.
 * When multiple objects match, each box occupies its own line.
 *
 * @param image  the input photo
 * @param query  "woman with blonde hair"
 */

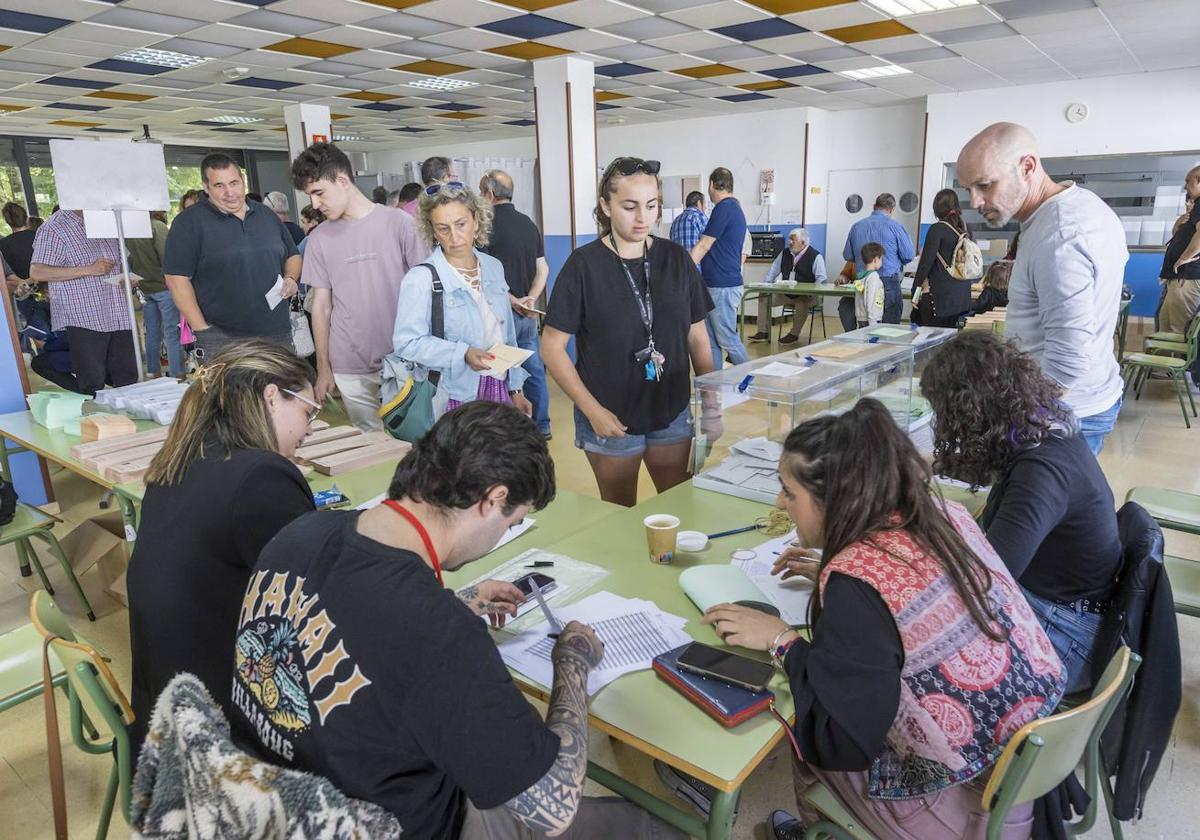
xmin=126 ymin=340 xmax=319 ymax=757
xmin=388 ymin=182 xmax=531 ymax=415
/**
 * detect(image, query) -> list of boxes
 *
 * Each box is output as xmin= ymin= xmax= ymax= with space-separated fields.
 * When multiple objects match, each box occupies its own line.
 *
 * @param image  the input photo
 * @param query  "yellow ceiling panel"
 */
xmin=86 ymin=91 xmax=155 ymax=102
xmin=823 ymin=20 xmax=915 ymax=43
xmin=747 ymin=0 xmax=856 ymax=12
xmin=487 ymin=41 xmax=572 ymax=60
xmin=263 ymin=37 xmax=358 ymax=59
xmin=674 ymin=64 xmax=741 ymax=79
xmin=395 ymin=60 xmax=472 ymax=76
xmin=340 ymin=91 xmax=397 ymax=102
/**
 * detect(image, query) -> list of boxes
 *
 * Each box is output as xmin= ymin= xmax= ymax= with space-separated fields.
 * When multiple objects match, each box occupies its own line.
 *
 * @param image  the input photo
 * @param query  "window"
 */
xmin=0 ymin=139 xmax=27 ymax=232
xmin=22 ymin=139 xmax=58 ymax=217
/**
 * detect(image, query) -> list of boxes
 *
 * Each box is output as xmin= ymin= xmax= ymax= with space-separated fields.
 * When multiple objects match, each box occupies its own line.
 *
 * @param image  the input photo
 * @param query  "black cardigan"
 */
xmin=915 ymin=221 xmax=974 ymax=324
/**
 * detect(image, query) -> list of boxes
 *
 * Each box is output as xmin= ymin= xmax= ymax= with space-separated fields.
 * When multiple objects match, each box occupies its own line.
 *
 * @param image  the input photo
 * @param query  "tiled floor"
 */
xmin=1 ymin=317 xmax=1197 ymax=840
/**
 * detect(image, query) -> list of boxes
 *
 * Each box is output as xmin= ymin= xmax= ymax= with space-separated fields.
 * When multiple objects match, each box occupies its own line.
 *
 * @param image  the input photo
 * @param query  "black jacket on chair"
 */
xmin=1091 ymin=501 xmax=1181 ymax=821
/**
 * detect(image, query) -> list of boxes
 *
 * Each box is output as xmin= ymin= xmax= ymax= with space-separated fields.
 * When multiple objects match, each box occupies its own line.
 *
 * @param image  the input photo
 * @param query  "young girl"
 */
xmin=702 ymin=399 xmax=1064 ymax=840
xmin=971 ymin=259 xmax=1011 ymax=315
xmin=542 ymin=157 xmax=715 ymax=506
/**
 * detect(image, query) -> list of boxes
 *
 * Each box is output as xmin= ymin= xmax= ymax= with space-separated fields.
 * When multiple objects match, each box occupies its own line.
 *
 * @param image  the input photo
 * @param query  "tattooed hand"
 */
xmin=456 ymin=579 xmax=525 ymax=629
xmin=551 ymin=621 xmax=604 ymax=670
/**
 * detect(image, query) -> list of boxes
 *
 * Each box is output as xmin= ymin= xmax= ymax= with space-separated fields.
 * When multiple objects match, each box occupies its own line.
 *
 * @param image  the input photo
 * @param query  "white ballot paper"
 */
xmin=731 ymin=530 xmax=817 ymax=626
xmin=265 ymin=275 xmax=286 ymax=310
xmin=497 ymin=591 xmax=691 ymax=695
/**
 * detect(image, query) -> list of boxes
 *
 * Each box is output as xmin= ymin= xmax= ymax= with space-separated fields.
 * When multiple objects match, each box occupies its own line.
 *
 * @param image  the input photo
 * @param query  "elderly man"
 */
xmin=670 ymin=191 xmax=707 ymax=252
xmin=839 ymin=193 xmax=914 ymax=327
xmin=958 ymin=122 xmax=1128 ymax=454
xmin=263 ymin=191 xmax=305 ymax=246
xmin=748 ymin=228 xmax=827 ymax=345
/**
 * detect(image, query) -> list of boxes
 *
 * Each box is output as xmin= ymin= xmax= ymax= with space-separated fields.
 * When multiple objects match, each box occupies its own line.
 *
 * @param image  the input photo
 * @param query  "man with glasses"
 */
xmin=163 ymin=153 xmax=301 ymax=361
xmin=291 ymin=143 xmax=428 ymax=432
xmin=689 ymin=167 xmax=749 ymax=370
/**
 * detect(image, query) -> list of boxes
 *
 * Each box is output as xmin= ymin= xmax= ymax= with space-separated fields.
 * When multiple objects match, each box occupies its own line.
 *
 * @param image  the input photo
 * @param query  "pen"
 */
xmin=707 ymin=524 xmax=759 ymax=540
xmin=525 ymin=561 xmax=554 ymax=568
xmin=737 ymin=374 xmax=754 ymax=393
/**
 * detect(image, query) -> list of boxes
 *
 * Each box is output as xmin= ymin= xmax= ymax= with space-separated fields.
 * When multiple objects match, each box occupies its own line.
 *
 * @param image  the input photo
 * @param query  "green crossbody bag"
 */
xmin=380 ymin=264 xmax=444 ymax=443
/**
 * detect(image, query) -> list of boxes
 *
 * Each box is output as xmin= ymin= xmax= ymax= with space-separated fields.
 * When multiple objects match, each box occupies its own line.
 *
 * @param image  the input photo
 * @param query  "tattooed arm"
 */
xmin=503 ymin=621 xmax=604 ymax=836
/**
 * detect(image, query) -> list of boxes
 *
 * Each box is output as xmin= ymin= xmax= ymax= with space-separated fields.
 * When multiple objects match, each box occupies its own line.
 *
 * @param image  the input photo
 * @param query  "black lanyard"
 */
xmin=611 ymin=235 xmax=653 ymax=342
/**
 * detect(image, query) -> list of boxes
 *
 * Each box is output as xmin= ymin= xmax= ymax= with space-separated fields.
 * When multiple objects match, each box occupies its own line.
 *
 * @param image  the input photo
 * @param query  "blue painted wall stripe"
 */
xmin=0 ymin=301 xmax=48 ymax=504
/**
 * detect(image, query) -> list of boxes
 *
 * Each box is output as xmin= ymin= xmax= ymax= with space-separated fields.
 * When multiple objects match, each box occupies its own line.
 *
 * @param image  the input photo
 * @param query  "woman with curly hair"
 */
xmin=920 ymin=331 xmax=1121 ymax=693
xmin=389 ymin=182 xmax=531 ymax=416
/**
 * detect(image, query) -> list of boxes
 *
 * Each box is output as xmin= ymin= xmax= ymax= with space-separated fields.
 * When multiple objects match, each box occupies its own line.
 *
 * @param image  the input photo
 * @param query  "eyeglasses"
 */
xmin=282 ymin=388 xmax=322 ymax=424
xmin=604 ymin=158 xmax=661 ymax=179
xmin=425 ymin=181 xmax=464 ymax=196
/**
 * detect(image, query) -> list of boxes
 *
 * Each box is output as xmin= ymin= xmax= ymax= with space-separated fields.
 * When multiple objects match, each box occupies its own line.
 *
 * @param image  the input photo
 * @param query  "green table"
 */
xmin=444 ymin=481 xmax=787 ymax=840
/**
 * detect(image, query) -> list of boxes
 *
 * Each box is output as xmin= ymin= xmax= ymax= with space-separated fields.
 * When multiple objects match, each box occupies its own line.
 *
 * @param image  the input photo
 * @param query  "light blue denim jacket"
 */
xmin=388 ymin=246 xmax=527 ymax=403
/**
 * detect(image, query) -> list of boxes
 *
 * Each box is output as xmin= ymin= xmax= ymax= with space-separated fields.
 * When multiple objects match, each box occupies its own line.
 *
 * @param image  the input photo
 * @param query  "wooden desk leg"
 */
xmin=707 ymin=788 xmax=741 ymax=840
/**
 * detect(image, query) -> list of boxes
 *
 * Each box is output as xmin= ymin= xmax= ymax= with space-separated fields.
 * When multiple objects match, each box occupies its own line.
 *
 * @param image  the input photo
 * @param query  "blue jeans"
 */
xmin=1022 ymin=588 xmax=1103 ymax=695
xmin=705 ymin=285 xmax=749 ymax=371
xmin=1078 ymin=396 xmax=1122 ymax=456
xmin=514 ymin=313 xmax=550 ymax=434
xmin=880 ymin=274 xmax=902 ymax=323
xmin=17 ymin=298 xmax=52 ymax=350
xmin=574 ymin=406 xmax=692 ymax=457
xmin=142 ymin=289 xmax=185 ymax=377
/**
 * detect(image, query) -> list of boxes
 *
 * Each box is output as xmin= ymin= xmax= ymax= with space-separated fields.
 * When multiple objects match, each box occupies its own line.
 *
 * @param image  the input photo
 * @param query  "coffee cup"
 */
xmin=643 ymin=514 xmax=680 ymax=564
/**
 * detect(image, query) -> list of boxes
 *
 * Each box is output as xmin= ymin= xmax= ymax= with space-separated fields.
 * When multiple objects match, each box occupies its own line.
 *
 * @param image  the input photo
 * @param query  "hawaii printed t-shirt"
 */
xmin=230 ymin=510 xmax=559 ymax=840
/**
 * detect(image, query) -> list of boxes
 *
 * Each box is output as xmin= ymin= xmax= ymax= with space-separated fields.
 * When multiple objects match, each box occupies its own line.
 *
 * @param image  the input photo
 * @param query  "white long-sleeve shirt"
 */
xmin=1007 ymin=183 xmax=1127 ymax=419
xmin=764 ymin=247 xmax=827 ymax=284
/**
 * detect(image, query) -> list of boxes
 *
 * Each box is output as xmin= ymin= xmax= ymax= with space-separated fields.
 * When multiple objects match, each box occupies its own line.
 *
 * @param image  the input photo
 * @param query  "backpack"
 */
xmin=0 ymin=477 xmax=16 ymax=529
xmin=937 ymin=221 xmax=984 ymax=281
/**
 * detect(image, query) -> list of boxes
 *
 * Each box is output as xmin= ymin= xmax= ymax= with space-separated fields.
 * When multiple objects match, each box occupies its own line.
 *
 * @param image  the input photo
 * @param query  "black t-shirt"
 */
xmin=284 ymin=220 xmax=305 ymax=247
xmin=162 ymin=198 xmax=299 ymax=336
xmin=981 ymin=431 xmax=1122 ymax=601
xmin=0 ymin=229 xmax=36 ymax=279
xmin=1161 ymin=200 xmax=1200 ymax=280
xmin=545 ymin=237 xmax=712 ymax=435
xmin=486 ymin=203 xmax=543 ymax=298
xmin=914 ymin=221 xmax=972 ymax=317
xmin=230 ymin=511 xmax=558 ymax=840
xmin=126 ymin=448 xmax=314 ymax=756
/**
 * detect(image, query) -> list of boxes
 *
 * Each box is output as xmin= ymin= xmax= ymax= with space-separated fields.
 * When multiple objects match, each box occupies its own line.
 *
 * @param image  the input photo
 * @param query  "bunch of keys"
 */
xmin=635 ymin=345 xmax=666 ymax=382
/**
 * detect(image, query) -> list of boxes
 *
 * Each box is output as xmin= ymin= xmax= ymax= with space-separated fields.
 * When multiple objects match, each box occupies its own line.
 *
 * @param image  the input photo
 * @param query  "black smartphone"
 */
xmin=513 ymin=572 xmax=557 ymax=598
xmin=676 ymin=642 xmax=775 ymax=693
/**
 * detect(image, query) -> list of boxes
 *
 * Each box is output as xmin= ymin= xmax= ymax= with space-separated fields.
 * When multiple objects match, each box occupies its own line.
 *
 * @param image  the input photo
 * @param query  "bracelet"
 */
xmin=769 ymin=628 xmax=792 ymax=653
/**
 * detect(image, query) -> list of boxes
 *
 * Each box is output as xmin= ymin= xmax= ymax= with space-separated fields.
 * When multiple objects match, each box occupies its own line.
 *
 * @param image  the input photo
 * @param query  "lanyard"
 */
xmin=611 ymin=235 xmax=653 ymax=342
xmin=382 ymin=499 xmax=444 ymax=587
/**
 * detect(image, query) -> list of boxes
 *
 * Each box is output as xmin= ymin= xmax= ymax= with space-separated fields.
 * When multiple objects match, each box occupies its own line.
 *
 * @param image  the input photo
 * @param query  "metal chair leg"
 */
xmin=15 ymin=536 xmax=32 ymax=577
xmin=19 ymin=538 xmax=55 ymax=595
xmin=95 ymin=752 xmax=119 ymax=840
xmin=33 ymin=529 xmax=95 ymax=621
xmin=1170 ymin=373 xmax=1192 ymax=429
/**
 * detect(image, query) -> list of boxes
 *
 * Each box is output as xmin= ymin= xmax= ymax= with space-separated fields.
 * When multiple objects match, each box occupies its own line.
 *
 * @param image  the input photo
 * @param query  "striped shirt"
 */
xmin=670 ymin=206 xmax=708 ymax=252
xmin=32 ymin=210 xmax=130 ymax=333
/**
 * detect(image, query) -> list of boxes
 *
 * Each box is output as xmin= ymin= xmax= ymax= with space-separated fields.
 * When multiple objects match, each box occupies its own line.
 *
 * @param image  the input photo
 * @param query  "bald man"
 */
xmin=957 ymin=122 xmax=1128 ymax=455
xmin=480 ymin=169 xmax=552 ymax=437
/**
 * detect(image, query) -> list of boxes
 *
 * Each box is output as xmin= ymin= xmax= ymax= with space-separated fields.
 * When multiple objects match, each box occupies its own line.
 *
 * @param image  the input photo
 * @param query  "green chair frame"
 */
xmin=798 ymin=647 xmax=1140 ymax=840
xmin=776 ymin=300 xmax=829 ymax=346
xmin=1121 ymin=314 xmax=1200 ymax=428
xmin=1125 ymin=486 xmax=1200 ymax=537
xmin=0 ymin=440 xmax=95 ymax=620
xmin=30 ymin=591 xmax=134 ymax=839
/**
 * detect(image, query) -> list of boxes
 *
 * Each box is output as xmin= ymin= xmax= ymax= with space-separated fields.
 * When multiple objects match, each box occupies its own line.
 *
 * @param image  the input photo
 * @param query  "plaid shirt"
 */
xmin=33 ymin=210 xmax=130 ymax=333
xmin=670 ymin=206 xmax=708 ymax=252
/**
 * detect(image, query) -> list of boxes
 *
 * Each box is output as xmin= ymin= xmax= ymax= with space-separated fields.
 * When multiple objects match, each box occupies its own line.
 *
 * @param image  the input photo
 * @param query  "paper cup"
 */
xmin=644 ymin=514 xmax=680 ymax=564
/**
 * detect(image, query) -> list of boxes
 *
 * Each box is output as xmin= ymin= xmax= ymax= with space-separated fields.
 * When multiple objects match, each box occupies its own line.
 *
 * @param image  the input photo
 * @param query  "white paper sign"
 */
xmin=82 ymin=210 xmax=152 ymax=240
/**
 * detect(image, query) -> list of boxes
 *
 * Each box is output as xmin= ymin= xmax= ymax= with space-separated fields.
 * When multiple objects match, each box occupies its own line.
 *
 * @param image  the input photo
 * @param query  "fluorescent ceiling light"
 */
xmin=840 ymin=64 xmax=913 ymax=79
xmin=407 ymin=77 xmax=478 ymax=92
xmin=210 ymin=115 xmax=264 ymax=124
xmin=115 ymin=48 xmax=208 ymax=70
xmin=865 ymin=0 xmax=978 ymax=15
xmin=333 ymin=134 xmax=363 ymax=141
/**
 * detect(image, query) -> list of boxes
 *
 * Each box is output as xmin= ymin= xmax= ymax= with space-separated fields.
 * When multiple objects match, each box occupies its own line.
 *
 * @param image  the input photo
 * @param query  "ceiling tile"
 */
xmin=738 ymin=78 xmax=797 ymax=91
xmin=538 ymin=29 xmax=629 ymax=52
xmin=905 ymin=5 xmax=1003 ymax=33
xmin=784 ymin=3 xmax=885 ymax=30
xmin=0 ymin=10 xmax=71 ymax=35
xmin=673 ymin=63 xmax=742 ymax=79
xmin=753 ymin=32 xmax=834 ymax=53
xmin=226 ymin=9 xmax=331 ymax=36
xmin=305 ymin=26 xmax=401 ymax=49
xmin=664 ymin=2 xmax=771 ymax=29
xmin=788 ymin=44 xmax=864 ymax=62
xmin=479 ymin=13 xmax=579 ymax=39
xmin=932 ymin=22 xmax=1017 ymax=44
xmin=886 ymin=45 xmax=958 ymax=63
xmin=761 ymin=63 xmax=828 ymax=78
xmin=87 ymin=58 xmax=174 ymax=76
xmin=151 ymin=37 xmax=246 ymax=58
xmin=692 ymin=43 xmax=773 ymax=62
xmin=538 ymin=0 xmax=649 ymax=27
xmin=645 ymin=31 xmax=738 ymax=53
xmin=88 ymin=7 xmax=205 ymax=35
xmin=120 ymin=0 xmax=235 ymax=23
xmin=1007 ymin=8 xmax=1108 ymax=36
xmin=394 ymin=58 xmax=473 ymax=75
xmin=993 ymin=0 xmax=1099 ymax=20
xmin=355 ymin=13 xmax=458 ymax=38
xmin=51 ymin=22 xmax=160 ymax=47
xmin=591 ymin=43 xmax=670 ymax=61
xmin=437 ymin=50 xmax=525 ymax=68
xmin=425 ymin=28 xmax=522 ymax=51
xmin=379 ymin=41 xmax=463 ymax=59
xmin=407 ymin=0 xmax=520 ymax=26
xmin=262 ymin=37 xmax=360 ymax=59
xmin=856 ymin=33 xmax=939 ymax=55
xmin=186 ymin=24 xmax=292 ymax=49
xmin=823 ymin=20 xmax=915 ymax=43
xmin=601 ymin=16 xmax=692 ymax=40
xmin=269 ymin=0 xmax=394 ymax=25
xmin=486 ymin=41 xmax=571 ymax=60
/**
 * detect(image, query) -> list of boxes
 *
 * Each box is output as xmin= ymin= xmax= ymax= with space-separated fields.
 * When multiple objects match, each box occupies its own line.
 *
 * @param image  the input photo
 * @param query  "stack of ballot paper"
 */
xmin=699 ymin=436 xmax=783 ymax=497
xmin=497 ymin=591 xmax=691 ymax=696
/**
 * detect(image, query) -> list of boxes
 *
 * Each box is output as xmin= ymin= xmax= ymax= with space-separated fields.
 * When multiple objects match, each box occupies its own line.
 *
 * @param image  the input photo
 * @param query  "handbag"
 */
xmin=289 ymin=298 xmax=315 ymax=358
xmin=380 ymin=264 xmax=444 ymax=443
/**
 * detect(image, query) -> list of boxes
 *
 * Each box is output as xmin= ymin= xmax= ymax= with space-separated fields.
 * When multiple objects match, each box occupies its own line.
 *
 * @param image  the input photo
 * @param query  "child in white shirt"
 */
xmin=854 ymin=242 xmax=885 ymax=326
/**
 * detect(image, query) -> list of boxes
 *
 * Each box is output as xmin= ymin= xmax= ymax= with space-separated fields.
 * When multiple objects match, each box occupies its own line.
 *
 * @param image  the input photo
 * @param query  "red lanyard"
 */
xmin=382 ymin=500 xmax=444 ymax=587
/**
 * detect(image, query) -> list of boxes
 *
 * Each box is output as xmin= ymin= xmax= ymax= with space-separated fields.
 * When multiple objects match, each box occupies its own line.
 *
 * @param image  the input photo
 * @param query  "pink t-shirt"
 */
xmin=303 ymin=205 xmax=431 ymax=374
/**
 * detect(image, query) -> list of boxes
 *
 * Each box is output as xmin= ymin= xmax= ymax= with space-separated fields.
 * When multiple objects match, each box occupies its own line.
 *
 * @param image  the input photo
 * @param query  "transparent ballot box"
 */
xmin=830 ymin=325 xmax=957 ymax=455
xmin=691 ymin=340 xmax=914 ymax=504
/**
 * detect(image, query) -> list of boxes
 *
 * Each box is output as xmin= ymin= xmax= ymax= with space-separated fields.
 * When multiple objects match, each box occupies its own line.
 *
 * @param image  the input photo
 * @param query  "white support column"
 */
xmin=284 ymin=103 xmax=331 ymax=211
xmin=533 ymin=56 xmax=597 ymax=293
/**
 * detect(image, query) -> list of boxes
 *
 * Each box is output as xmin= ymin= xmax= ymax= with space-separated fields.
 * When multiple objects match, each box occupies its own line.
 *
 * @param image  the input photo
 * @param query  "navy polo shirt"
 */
xmin=163 ymin=197 xmax=298 ymax=337
xmin=699 ymin=197 xmax=747 ymax=288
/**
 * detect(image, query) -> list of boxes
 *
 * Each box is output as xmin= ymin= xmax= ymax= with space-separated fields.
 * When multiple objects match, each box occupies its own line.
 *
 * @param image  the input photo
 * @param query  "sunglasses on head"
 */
xmin=605 ymin=158 xmax=661 ymax=179
xmin=425 ymin=181 xmax=465 ymax=196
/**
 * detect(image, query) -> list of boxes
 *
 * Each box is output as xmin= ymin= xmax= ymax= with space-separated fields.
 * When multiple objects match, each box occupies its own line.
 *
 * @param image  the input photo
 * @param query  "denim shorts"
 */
xmin=574 ymin=406 xmax=693 ymax=457
xmin=1022 ymin=587 xmax=1104 ymax=695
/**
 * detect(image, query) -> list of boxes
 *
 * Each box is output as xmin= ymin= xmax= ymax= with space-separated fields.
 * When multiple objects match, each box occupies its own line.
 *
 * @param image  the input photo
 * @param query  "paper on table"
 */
xmin=265 ymin=275 xmax=286 ymax=310
xmin=497 ymin=590 xmax=691 ymax=695
xmin=100 ymin=272 xmax=143 ymax=286
xmin=731 ymin=437 xmax=783 ymax=463
xmin=753 ymin=361 xmax=810 ymax=379
xmin=807 ymin=342 xmax=867 ymax=360
xmin=484 ymin=343 xmax=534 ymax=374
xmin=869 ymin=326 xmax=911 ymax=338
xmin=732 ymin=530 xmax=817 ymax=626
xmin=467 ymin=549 xmax=610 ymax=631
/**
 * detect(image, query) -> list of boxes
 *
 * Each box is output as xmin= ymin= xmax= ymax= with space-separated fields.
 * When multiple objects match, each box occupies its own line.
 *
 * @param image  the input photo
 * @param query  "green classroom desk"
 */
xmin=444 ymin=480 xmax=787 ymax=840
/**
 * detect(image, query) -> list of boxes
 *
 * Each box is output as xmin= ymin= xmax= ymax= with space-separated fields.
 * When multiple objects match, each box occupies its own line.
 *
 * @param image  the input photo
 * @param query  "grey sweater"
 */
xmin=1008 ymin=183 xmax=1128 ymax=419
